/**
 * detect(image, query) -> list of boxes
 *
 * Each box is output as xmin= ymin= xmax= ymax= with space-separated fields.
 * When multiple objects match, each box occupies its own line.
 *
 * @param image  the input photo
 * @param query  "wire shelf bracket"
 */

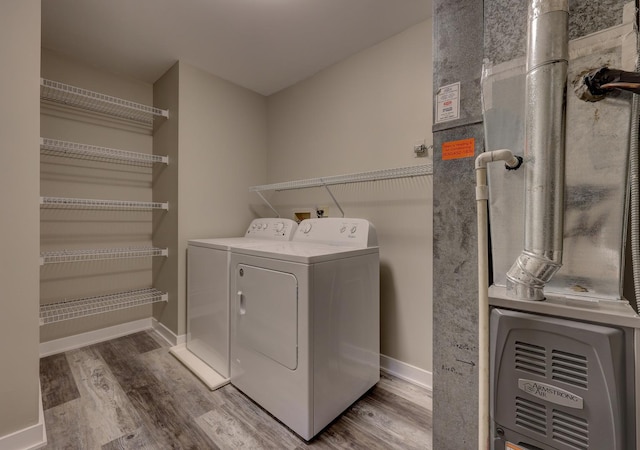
xmin=40 ymin=288 xmax=168 ymax=325
xmin=40 ymin=78 xmax=169 ymax=126
xmin=321 ymin=182 xmax=345 ymax=218
xmin=255 ymin=191 xmax=281 ymax=218
xmin=249 ymin=163 xmax=432 ymax=218
xmin=40 ymin=247 xmax=169 ymax=265
xmin=41 ymin=196 xmax=169 ymax=211
xmin=41 ymin=138 xmax=168 ymax=166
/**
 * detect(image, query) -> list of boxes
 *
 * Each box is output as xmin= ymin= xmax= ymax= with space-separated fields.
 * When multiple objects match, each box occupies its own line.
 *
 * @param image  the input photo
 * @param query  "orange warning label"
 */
xmin=442 ymin=138 xmax=475 ymax=160
xmin=505 ymin=442 xmax=525 ymax=450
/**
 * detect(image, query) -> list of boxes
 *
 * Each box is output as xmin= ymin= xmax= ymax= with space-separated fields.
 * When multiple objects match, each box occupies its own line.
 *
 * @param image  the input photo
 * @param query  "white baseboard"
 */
xmin=380 ymin=354 xmax=432 ymax=391
xmin=151 ymin=318 xmax=186 ymax=346
xmin=0 ymin=383 xmax=47 ymax=450
xmin=39 ymin=318 xmax=152 ymax=357
xmin=38 ymin=319 xmax=429 ymax=394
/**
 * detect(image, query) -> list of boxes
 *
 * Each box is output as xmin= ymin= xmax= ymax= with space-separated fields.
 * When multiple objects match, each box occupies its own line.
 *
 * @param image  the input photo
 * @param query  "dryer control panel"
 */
xmin=293 ymin=218 xmax=378 ymax=247
xmin=245 ymin=218 xmax=298 ymax=240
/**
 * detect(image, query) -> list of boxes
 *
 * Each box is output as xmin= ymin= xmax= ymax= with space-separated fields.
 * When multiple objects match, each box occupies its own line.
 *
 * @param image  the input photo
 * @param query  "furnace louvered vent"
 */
xmin=515 ymin=396 xmax=547 ymax=435
xmin=515 ymin=341 xmax=546 ymax=376
xmin=552 ymin=350 xmax=588 ymax=389
xmin=553 ymin=409 xmax=588 ymax=450
xmin=491 ymin=309 xmax=628 ymax=450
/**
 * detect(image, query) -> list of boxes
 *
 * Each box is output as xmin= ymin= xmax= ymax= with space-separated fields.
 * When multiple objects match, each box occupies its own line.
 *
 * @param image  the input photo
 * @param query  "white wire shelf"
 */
xmin=249 ymin=163 xmax=433 ymax=192
xmin=40 ymin=196 xmax=168 ymax=210
xmin=41 ymin=138 xmax=168 ymax=166
xmin=40 ymin=288 xmax=168 ymax=325
xmin=40 ymin=247 xmax=169 ymax=265
xmin=40 ymin=78 xmax=169 ymax=125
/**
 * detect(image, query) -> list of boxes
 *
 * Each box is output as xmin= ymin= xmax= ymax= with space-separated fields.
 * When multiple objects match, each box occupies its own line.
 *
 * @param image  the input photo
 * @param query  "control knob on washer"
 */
xmin=301 ymin=222 xmax=313 ymax=234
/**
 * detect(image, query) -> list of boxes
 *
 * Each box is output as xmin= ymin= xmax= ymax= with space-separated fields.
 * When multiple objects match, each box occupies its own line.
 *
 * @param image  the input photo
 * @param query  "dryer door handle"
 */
xmin=237 ymin=290 xmax=246 ymax=315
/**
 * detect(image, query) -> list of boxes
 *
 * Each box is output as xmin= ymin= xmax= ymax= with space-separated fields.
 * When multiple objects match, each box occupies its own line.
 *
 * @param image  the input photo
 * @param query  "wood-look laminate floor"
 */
xmin=40 ymin=330 xmax=432 ymax=449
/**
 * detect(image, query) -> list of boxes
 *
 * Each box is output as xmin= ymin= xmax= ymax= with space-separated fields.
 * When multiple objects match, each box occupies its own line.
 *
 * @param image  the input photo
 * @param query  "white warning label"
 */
xmin=436 ymin=82 xmax=460 ymax=123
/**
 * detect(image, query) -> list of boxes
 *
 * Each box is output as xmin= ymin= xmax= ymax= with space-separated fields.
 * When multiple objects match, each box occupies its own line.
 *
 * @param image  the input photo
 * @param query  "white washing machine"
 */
xmin=229 ymin=218 xmax=380 ymax=440
xmin=171 ymin=218 xmax=297 ymax=390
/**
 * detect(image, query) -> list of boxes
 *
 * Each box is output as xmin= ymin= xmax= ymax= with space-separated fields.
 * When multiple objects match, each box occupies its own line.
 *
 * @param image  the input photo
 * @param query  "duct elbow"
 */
xmin=474 ymin=149 xmax=523 ymax=170
xmin=506 ymin=250 xmax=562 ymax=301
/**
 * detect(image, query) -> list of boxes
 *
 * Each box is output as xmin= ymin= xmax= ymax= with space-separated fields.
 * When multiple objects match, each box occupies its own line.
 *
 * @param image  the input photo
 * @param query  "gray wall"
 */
xmin=153 ymin=62 xmax=268 ymax=336
xmin=152 ymin=63 xmax=181 ymax=333
xmin=432 ymin=0 xmax=630 ymax=447
xmin=0 ymin=0 xmax=41 ymax=439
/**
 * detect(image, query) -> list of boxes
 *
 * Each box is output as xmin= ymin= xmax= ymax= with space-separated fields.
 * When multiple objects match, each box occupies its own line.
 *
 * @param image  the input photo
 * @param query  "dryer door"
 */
xmin=235 ymin=264 xmax=298 ymax=370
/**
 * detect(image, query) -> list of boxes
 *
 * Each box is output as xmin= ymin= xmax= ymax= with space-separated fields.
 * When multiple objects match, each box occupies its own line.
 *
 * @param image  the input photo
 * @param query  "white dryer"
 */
xmin=171 ymin=218 xmax=297 ymax=390
xmin=229 ymin=218 xmax=380 ymax=440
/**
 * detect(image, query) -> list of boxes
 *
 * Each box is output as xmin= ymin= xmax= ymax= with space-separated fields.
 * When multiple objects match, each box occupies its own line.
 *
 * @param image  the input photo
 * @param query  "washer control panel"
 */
xmin=245 ymin=218 xmax=298 ymax=240
xmin=293 ymin=218 xmax=377 ymax=247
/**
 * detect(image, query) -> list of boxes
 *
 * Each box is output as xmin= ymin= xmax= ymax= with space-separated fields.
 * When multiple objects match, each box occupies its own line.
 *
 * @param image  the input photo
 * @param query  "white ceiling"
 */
xmin=41 ymin=0 xmax=432 ymax=96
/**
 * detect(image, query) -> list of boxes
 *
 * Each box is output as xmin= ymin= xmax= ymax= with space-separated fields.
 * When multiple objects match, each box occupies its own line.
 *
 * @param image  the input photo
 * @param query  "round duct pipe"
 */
xmin=506 ymin=0 xmax=569 ymax=301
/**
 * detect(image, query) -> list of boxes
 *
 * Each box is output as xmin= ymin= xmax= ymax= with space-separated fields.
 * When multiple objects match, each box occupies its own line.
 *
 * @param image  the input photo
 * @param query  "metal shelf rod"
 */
xmin=40 ymin=288 xmax=168 ymax=325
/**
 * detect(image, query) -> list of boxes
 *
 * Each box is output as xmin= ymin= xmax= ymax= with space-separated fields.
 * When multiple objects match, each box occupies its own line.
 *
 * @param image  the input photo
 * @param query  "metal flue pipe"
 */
xmin=506 ymin=0 xmax=569 ymax=301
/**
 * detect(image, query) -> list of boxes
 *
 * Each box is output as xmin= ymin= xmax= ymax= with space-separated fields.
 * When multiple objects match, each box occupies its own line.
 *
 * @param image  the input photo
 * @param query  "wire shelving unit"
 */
xmin=39 ymin=79 xmax=172 ymax=329
xmin=40 ymin=247 xmax=168 ymax=265
xmin=249 ymin=164 xmax=432 ymax=192
xmin=40 ymin=78 xmax=169 ymax=125
xmin=40 ymin=196 xmax=168 ymax=210
xmin=249 ymin=163 xmax=432 ymax=217
xmin=40 ymin=138 xmax=168 ymax=166
xmin=39 ymin=288 xmax=168 ymax=325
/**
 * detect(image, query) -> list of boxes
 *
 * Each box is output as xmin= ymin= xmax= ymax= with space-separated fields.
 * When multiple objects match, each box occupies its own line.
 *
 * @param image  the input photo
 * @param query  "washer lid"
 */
xmin=188 ymin=237 xmax=263 ymax=250
xmin=230 ymin=241 xmax=378 ymax=264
